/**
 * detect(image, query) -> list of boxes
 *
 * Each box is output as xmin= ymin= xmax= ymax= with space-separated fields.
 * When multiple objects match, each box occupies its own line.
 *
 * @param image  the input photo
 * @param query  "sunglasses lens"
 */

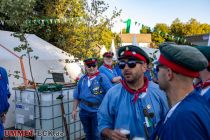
xmin=127 ymin=61 xmax=136 ymax=68
xmin=119 ymin=62 xmax=126 ymax=69
xmin=119 ymin=61 xmax=137 ymax=69
xmin=87 ymin=64 xmax=96 ymax=68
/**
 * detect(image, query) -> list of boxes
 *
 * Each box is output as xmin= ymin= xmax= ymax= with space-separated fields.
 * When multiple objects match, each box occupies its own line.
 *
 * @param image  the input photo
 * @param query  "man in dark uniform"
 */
xmin=152 ymin=44 xmax=210 ymax=140
xmin=195 ymin=46 xmax=210 ymax=102
xmin=0 ymin=67 xmax=10 ymax=139
xmin=72 ymin=58 xmax=112 ymax=140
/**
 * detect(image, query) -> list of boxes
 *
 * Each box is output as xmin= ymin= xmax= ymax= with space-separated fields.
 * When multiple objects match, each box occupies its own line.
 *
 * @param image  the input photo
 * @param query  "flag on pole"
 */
xmin=123 ymin=19 xmax=141 ymax=34
xmin=124 ymin=19 xmax=131 ymax=33
xmin=132 ymin=34 xmax=138 ymax=46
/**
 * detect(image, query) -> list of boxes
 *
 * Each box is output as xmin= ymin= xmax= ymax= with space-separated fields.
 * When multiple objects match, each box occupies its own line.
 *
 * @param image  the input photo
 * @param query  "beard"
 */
xmin=123 ymin=71 xmax=141 ymax=84
xmin=158 ymin=80 xmax=168 ymax=92
xmin=159 ymin=84 xmax=164 ymax=91
xmin=104 ymin=61 xmax=112 ymax=66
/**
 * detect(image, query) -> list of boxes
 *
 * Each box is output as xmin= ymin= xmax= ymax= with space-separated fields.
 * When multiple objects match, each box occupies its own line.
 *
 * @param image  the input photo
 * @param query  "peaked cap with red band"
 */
xmin=158 ymin=44 xmax=208 ymax=78
xmin=117 ymin=45 xmax=150 ymax=64
xmin=195 ymin=46 xmax=210 ymax=67
xmin=83 ymin=58 xmax=98 ymax=65
xmin=103 ymin=52 xmax=114 ymax=58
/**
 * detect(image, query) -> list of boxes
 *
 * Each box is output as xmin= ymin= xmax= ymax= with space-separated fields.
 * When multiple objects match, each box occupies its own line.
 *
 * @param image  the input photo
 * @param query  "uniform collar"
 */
xmin=121 ymin=77 xmax=149 ymax=103
xmin=196 ymin=78 xmax=210 ymax=89
xmin=104 ymin=63 xmax=112 ymax=70
xmin=87 ymin=71 xmax=100 ymax=79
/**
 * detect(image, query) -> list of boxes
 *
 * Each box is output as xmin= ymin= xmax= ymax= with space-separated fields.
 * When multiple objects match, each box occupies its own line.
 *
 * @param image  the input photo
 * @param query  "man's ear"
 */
xmin=167 ymin=68 xmax=173 ymax=81
xmin=142 ymin=63 xmax=147 ymax=72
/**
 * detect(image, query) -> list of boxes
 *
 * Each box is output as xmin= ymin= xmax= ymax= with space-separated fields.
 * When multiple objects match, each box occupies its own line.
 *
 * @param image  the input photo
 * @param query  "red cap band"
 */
xmin=85 ymin=60 xmax=97 ymax=64
xmin=158 ymin=54 xmax=199 ymax=78
xmin=103 ymin=52 xmax=113 ymax=57
xmin=123 ymin=50 xmax=146 ymax=63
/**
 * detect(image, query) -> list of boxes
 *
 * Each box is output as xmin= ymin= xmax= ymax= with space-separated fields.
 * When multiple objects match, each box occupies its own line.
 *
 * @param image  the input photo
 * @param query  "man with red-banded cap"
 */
xmin=99 ymin=52 xmax=122 ymax=86
xmin=195 ymin=46 xmax=210 ymax=103
xmin=98 ymin=45 xmax=169 ymax=140
xmin=151 ymin=44 xmax=210 ymax=140
xmin=72 ymin=58 xmax=112 ymax=140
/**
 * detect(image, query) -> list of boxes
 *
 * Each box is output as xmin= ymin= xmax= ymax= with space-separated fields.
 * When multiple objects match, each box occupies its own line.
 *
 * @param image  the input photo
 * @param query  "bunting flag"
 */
xmin=133 ymin=21 xmax=141 ymax=34
xmin=0 ymin=17 xmax=192 ymax=45
xmin=123 ymin=19 xmax=131 ymax=33
xmin=0 ymin=21 xmax=4 ymax=26
xmin=122 ymin=19 xmax=142 ymax=34
xmin=0 ymin=17 xmax=83 ymax=27
xmin=119 ymin=18 xmax=191 ymax=44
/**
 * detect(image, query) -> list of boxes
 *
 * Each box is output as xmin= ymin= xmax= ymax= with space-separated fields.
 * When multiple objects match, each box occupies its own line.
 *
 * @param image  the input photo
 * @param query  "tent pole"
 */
xmin=19 ymin=58 xmax=28 ymax=85
xmin=0 ymin=44 xmax=28 ymax=85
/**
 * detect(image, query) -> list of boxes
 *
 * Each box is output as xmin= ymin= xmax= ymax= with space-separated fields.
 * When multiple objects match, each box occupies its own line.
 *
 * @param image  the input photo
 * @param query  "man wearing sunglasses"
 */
xmin=98 ymin=45 xmax=169 ymax=140
xmin=152 ymin=44 xmax=210 ymax=140
xmin=99 ymin=52 xmax=122 ymax=86
xmin=72 ymin=58 xmax=112 ymax=140
xmin=194 ymin=46 xmax=210 ymax=103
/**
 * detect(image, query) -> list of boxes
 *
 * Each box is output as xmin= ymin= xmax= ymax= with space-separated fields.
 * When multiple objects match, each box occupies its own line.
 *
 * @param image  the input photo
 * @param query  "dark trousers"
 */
xmin=79 ymin=109 xmax=100 ymax=140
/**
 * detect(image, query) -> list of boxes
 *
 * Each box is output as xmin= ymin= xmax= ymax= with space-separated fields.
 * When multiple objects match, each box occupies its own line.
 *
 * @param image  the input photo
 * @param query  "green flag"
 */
xmin=124 ymin=19 xmax=131 ymax=33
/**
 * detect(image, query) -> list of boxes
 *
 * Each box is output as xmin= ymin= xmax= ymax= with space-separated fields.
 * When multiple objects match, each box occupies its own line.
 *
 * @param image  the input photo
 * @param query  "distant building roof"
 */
xmin=185 ymin=33 xmax=210 ymax=46
xmin=120 ymin=34 xmax=152 ymax=43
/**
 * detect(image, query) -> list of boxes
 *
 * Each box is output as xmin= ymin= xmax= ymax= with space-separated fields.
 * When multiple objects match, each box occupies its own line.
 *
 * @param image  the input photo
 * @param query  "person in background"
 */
xmin=98 ymin=45 xmax=169 ymax=140
xmin=99 ymin=52 xmax=122 ymax=86
xmin=113 ymin=59 xmax=122 ymax=78
xmin=194 ymin=46 xmax=210 ymax=102
xmin=152 ymin=44 xmax=210 ymax=140
xmin=144 ymin=62 xmax=153 ymax=81
xmin=71 ymin=58 xmax=112 ymax=140
xmin=0 ymin=67 xmax=10 ymax=139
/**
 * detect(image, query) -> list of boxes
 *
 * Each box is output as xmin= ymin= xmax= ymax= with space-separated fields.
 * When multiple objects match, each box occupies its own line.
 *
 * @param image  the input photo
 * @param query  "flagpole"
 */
xmin=120 ymin=19 xmax=122 ymax=47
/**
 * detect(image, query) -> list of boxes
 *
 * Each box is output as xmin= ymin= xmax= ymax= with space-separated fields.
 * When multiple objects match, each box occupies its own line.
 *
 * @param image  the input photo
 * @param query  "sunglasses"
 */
xmin=118 ymin=60 xmax=144 ymax=69
xmin=86 ymin=64 xmax=97 ymax=68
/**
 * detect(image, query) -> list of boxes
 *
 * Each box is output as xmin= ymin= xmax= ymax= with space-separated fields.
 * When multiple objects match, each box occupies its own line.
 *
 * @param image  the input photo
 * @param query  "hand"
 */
xmin=110 ymin=130 xmax=128 ymax=140
xmin=71 ymin=110 xmax=77 ymax=120
xmin=112 ymin=76 xmax=122 ymax=83
xmin=1 ymin=113 xmax=6 ymax=123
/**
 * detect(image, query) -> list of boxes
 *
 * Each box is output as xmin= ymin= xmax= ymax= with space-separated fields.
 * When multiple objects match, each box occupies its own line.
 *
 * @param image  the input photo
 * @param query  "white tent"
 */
xmin=110 ymin=39 xmax=117 ymax=60
xmin=100 ymin=45 xmax=107 ymax=58
xmin=0 ymin=30 xmax=82 ymax=128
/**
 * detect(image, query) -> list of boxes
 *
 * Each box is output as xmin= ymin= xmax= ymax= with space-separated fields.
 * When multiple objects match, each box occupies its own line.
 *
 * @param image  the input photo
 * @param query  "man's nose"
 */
xmin=124 ymin=64 xmax=130 ymax=69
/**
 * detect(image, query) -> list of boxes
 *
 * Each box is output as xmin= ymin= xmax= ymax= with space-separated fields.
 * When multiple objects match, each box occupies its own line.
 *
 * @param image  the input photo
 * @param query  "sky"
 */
xmin=106 ymin=0 xmax=210 ymax=33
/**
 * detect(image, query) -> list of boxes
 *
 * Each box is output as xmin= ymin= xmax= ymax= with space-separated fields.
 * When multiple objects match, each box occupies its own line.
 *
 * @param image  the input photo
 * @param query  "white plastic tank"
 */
xmin=15 ymin=87 xmax=84 ymax=140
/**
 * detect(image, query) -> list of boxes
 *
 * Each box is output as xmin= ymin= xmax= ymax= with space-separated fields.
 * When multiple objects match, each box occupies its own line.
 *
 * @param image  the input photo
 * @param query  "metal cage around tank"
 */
xmin=14 ymin=86 xmax=85 ymax=140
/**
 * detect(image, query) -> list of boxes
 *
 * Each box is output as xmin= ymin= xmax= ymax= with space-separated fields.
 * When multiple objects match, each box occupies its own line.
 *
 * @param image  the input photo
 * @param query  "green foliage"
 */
xmin=151 ymin=32 xmax=165 ymax=46
xmin=122 ymin=28 xmax=126 ymax=34
xmin=140 ymin=25 xmax=151 ymax=33
xmin=113 ymin=33 xmax=121 ymax=48
xmin=183 ymin=18 xmax=210 ymax=35
xmin=0 ymin=0 xmax=121 ymax=60
xmin=152 ymin=18 xmax=210 ymax=46
xmin=0 ymin=0 xmax=36 ymax=21
xmin=170 ymin=18 xmax=185 ymax=36
xmin=152 ymin=23 xmax=170 ymax=45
